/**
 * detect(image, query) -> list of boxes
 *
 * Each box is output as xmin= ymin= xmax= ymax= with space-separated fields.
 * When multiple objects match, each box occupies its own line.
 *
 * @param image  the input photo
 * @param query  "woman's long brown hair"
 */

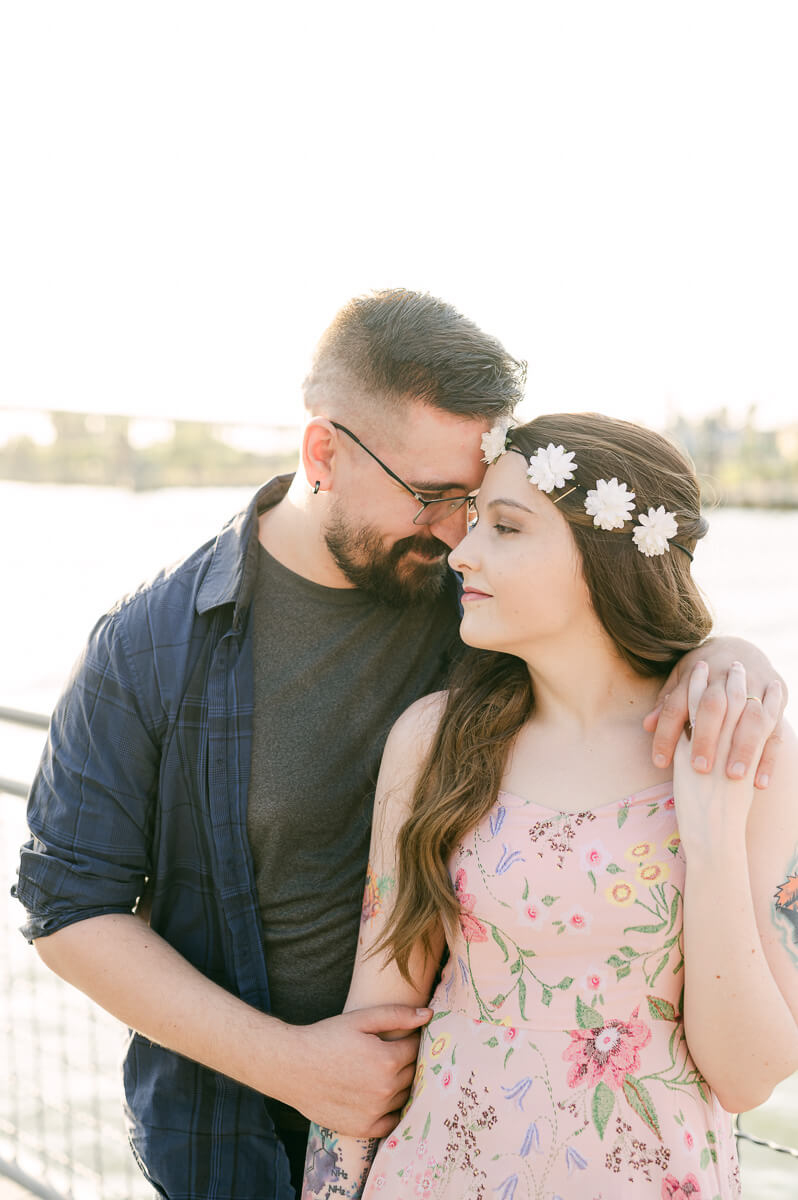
xmin=377 ymin=413 xmax=713 ymax=983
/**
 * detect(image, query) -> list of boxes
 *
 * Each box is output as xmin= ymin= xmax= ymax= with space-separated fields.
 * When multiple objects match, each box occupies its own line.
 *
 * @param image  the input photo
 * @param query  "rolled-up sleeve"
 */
xmin=15 ymin=606 xmax=161 ymax=941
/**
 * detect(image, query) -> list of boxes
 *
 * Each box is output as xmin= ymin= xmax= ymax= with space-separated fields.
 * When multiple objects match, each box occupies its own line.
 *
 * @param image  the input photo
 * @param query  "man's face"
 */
xmin=324 ymin=404 xmax=492 ymax=607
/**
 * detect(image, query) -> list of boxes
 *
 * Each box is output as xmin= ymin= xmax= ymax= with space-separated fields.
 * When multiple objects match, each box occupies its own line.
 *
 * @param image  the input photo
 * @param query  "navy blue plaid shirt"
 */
xmin=15 ymin=476 xmax=303 ymax=1199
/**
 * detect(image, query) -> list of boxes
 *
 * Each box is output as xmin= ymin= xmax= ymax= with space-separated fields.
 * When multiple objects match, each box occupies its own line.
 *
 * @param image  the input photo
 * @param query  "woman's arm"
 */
xmin=673 ymin=661 xmax=798 ymax=1113
xmin=301 ymin=693 xmax=448 ymax=1200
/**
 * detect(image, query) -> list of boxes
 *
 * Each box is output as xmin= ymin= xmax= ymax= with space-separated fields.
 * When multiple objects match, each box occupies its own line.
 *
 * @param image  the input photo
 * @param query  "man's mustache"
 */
xmin=392 ymin=534 xmax=449 ymax=561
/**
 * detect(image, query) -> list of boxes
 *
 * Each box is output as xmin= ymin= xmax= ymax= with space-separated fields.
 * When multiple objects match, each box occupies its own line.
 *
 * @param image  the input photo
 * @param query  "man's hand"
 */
xmin=280 ymin=1005 xmax=430 ymax=1138
xmin=643 ymin=637 xmax=788 ymax=787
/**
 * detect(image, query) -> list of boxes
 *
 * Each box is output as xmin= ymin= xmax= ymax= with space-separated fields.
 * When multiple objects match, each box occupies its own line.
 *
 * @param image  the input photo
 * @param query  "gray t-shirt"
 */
xmin=247 ymin=544 xmax=459 ymax=1035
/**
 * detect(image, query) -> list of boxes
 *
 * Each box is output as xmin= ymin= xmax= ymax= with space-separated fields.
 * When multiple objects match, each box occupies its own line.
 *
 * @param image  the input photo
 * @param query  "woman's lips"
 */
xmin=461 ymin=587 xmax=492 ymax=601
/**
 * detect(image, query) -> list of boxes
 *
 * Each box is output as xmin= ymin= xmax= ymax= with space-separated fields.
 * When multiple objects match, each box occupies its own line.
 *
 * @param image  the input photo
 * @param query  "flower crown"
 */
xmin=480 ymin=421 xmax=693 ymax=560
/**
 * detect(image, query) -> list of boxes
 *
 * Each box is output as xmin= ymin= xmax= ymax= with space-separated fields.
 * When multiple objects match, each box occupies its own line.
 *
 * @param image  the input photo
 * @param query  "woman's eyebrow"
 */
xmin=485 ymin=498 xmax=534 ymax=514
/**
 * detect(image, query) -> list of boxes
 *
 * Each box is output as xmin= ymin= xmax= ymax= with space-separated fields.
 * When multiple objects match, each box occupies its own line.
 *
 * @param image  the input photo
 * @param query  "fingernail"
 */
xmin=731 ymin=661 xmax=744 ymax=670
xmin=654 ymin=753 xmax=667 ymax=768
xmin=692 ymin=756 xmax=708 ymax=771
xmin=730 ymin=762 xmax=746 ymax=778
xmin=756 ymin=773 xmax=769 ymax=789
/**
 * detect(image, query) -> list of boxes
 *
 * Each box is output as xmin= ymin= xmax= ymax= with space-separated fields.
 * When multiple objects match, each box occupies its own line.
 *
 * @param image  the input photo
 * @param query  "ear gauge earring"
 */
xmin=313 ymin=481 xmax=321 ymax=495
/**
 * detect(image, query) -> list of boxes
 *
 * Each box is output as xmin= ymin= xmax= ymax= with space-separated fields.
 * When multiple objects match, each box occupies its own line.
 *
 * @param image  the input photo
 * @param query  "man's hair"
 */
xmin=303 ymin=289 xmax=526 ymax=419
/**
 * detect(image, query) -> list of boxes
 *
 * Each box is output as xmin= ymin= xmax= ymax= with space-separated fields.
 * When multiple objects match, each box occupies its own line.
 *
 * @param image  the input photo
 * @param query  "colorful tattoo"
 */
xmin=302 ymin=1122 xmax=378 ymax=1199
xmin=360 ymin=861 xmax=395 ymax=926
xmin=774 ymin=869 xmax=798 ymax=957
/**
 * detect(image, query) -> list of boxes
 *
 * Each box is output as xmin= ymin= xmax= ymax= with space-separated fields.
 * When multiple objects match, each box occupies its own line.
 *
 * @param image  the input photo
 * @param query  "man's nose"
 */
xmin=431 ymin=505 xmax=470 ymax=550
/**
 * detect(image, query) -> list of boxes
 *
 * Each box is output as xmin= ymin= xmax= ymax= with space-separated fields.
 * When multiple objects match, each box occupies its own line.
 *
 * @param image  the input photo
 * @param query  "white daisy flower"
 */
xmin=632 ymin=505 xmax=679 ymax=556
xmin=584 ymin=477 xmax=636 ymax=530
xmin=480 ymin=418 xmax=515 ymax=464
xmin=526 ymin=443 xmax=577 ymax=493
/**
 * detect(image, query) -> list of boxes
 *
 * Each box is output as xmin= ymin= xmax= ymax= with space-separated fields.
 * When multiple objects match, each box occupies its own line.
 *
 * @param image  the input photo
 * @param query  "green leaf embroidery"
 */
xmin=588 ymin=870 xmax=597 ymax=893
xmin=606 ymin=863 xmax=624 ymax=874
xmin=518 ymin=977 xmax=529 ymax=1020
xmin=618 ymin=806 xmax=629 ymax=829
xmin=490 ymin=993 xmax=506 ymax=1007
xmin=422 ymin=1112 xmax=431 ymax=1141
xmin=485 ymin=1036 xmax=499 ymax=1048
xmin=624 ymin=921 xmax=666 ymax=935
xmin=541 ymin=985 xmax=553 ymax=1007
xmin=706 ymin=1131 xmax=717 ymax=1144
xmin=556 ymin=976 xmax=574 ymax=990
xmin=492 ymin=926 xmax=510 ymax=962
xmin=541 ymin=895 xmax=559 ymax=907
xmin=606 ymin=954 xmax=626 ymax=968
xmin=429 ymin=1010 xmax=450 ymax=1023
xmin=592 ymin=1081 xmax=615 ymax=1140
xmin=648 ymin=951 xmax=671 ymax=988
xmin=619 ymin=945 xmax=638 ymax=958
xmin=646 ymin=995 xmax=677 ymax=1022
xmin=521 ymin=947 xmax=537 ymax=957
xmin=510 ymin=959 xmax=522 ymax=974
xmin=522 ymin=878 xmax=529 ymax=900
xmin=700 ymin=1148 xmax=710 ymax=1170
xmin=504 ymin=1047 xmax=514 ymax=1068
xmin=616 ymin=963 xmax=632 ymax=980
xmin=431 ymin=1063 xmax=442 ymax=1074
xmin=622 ymin=1074 xmax=662 ymax=1137
xmin=576 ymin=995 xmax=604 ymax=1029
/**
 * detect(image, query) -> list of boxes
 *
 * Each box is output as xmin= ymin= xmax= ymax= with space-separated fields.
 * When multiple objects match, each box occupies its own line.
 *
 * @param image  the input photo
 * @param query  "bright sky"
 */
xmin=2 ymin=2 xmax=796 ymax=433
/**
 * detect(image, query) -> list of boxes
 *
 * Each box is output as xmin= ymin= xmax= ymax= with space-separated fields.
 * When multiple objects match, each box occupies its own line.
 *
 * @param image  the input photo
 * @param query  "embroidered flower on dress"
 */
xmin=563 ymin=1013 xmax=652 ymax=1090
xmin=454 ymin=868 xmax=489 ymax=942
xmin=606 ymin=880 xmax=637 ymax=906
xmin=526 ymin=443 xmax=578 ymax=493
xmin=584 ymin=477 xmax=636 ymax=530
xmin=480 ymin=418 xmax=515 ymax=464
xmin=632 ymin=505 xmax=679 ymax=556
xmin=661 ymin=1172 xmax=702 ymax=1200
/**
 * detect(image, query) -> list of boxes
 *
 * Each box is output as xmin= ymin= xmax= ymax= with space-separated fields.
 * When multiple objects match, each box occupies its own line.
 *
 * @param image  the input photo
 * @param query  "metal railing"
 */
xmin=2 ymin=706 xmax=797 ymax=1197
xmin=1 ymin=707 xmax=150 ymax=1199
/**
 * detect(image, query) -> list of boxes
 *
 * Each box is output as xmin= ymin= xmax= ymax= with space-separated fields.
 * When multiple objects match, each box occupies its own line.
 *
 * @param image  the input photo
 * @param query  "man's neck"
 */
xmin=258 ymin=479 xmax=355 ymax=589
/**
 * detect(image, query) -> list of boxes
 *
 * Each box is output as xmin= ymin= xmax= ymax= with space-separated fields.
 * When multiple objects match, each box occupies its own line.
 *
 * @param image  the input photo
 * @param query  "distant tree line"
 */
xmin=1 ymin=407 xmax=797 ymax=505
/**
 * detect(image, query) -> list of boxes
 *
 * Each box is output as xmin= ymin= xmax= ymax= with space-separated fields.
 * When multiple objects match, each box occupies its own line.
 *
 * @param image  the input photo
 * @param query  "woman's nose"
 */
xmin=448 ymin=528 xmax=477 ymax=574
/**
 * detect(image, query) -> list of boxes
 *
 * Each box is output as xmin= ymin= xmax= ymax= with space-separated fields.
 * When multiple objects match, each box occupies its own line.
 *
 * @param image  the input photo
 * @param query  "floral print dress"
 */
xmin=362 ymin=783 xmax=740 ymax=1200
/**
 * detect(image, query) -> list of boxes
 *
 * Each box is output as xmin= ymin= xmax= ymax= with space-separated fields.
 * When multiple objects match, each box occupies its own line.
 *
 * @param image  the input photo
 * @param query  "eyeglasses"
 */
xmin=331 ymin=422 xmax=474 ymax=527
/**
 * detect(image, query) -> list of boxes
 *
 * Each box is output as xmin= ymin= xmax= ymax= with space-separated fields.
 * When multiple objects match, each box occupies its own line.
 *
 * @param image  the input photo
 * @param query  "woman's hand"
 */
xmin=672 ymin=661 xmax=782 ymax=859
xmin=644 ymin=638 xmax=787 ymax=788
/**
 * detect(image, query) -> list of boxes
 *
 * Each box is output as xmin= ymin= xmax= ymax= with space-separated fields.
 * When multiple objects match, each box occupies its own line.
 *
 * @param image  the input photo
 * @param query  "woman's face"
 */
xmin=448 ymin=450 xmax=593 ymax=657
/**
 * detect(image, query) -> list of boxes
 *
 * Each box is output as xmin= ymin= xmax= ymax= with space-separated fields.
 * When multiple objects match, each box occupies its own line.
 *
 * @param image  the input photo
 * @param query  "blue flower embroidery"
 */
xmin=565 ymin=1145 xmax=588 ymax=1174
xmin=496 ymin=843 xmax=525 ymax=874
xmin=494 ymin=1175 xmax=518 ymax=1200
xmin=489 ymin=805 xmax=506 ymax=837
xmin=520 ymin=1122 xmax=541 ymax=1156
xmin=501 ymin=1077 xmax=534 ymax=1109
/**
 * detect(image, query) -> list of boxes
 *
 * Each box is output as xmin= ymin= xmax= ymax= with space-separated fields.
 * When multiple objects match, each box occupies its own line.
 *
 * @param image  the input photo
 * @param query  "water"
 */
xmin=1 ymin=481 xmax=797 ymax=1197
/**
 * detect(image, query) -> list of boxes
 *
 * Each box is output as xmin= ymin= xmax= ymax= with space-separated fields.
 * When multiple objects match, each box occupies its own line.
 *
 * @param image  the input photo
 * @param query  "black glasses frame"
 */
xmin=331 ymin=422 xmax=473 ymax=527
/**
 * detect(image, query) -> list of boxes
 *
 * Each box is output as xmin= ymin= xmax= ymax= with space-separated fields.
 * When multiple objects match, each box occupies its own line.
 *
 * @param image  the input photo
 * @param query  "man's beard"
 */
xmin=324 ymin=507 xmax=450 ymax=608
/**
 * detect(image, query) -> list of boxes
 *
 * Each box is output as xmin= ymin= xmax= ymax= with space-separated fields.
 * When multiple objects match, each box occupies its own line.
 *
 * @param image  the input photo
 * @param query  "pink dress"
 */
xmin=363 ymin=783 xmax=740 ymax=1200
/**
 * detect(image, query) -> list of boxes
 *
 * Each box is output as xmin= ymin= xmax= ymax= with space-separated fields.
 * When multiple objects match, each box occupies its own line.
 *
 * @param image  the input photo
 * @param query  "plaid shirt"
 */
xmin=15 ymin=476 xmax=304 ymax=1199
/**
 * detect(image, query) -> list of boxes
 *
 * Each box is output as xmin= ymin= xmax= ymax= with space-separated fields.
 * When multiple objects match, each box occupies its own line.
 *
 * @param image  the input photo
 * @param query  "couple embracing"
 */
xmin=16 ymin=290 xmax=798 ymax=1199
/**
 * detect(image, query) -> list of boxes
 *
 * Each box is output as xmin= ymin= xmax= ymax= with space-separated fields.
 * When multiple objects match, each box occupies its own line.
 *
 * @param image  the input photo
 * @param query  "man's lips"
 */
xmin=461 ymin=586 xmax=492 ymax=601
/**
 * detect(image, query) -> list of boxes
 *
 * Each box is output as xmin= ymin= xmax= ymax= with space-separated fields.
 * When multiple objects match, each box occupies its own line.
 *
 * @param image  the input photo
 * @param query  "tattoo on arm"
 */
xmin=302 ymin=1123 xmax=379 ymax=1199
xmin=360 ymin=861 xmax=395 ymax=926
xmin=773 ymin=855 xmax=798 ymax=965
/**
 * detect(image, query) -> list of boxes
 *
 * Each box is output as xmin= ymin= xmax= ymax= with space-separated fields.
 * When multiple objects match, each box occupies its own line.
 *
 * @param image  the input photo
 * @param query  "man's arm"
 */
xmin=644 ymin=636 xmax=788 ymax=787
xmin=34 ymin=914 xmax=429 ymax=1138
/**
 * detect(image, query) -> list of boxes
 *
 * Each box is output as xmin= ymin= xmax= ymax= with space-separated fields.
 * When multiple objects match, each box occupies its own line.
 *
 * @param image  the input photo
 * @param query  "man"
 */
xmin=14 ymin=289 xmax=785 ymax=1199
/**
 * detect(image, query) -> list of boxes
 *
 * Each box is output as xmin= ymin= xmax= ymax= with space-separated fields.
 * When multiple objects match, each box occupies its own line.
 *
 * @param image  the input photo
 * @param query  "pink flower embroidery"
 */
xmin=583 ymin=970 xmax=605 ymax=993
xmin=661 ymin=1172 xmax=702 ymax=1199
xmin=563 ymin=906 xmax=592 ymax=934
xmin=563 ymin=1013 xmax=652 ymax=1090
xmin=454 ymin=869 xmax=488 ymax=942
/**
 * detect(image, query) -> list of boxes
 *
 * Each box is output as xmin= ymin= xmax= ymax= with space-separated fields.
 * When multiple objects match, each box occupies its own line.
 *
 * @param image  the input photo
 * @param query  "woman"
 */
xmin=301 ymin=413 xmax=798 ymax=1199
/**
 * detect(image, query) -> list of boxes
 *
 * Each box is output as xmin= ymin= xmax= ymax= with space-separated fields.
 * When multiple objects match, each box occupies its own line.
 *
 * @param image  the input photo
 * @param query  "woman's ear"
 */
xmin=301 ymin=418 xmax=337 ymax=494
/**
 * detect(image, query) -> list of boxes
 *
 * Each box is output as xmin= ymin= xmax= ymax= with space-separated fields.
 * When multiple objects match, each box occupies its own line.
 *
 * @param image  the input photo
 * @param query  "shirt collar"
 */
xmin=196 ymin=474 xmax=294 ymax=621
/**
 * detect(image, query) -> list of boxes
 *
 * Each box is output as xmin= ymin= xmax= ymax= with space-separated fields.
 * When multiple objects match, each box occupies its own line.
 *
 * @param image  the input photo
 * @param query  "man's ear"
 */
xmin=301 ymin=418 xmax=338 ymax=493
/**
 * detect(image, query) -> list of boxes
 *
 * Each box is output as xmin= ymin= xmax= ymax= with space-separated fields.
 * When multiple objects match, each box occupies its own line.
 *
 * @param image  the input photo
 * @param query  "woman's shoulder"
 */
xmin=375 ymin=692 xmax=449 ymax=808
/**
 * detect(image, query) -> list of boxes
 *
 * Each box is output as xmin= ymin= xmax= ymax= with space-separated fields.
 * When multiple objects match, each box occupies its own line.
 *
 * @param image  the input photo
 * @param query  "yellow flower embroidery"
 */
xmin=606 ymin=880 xmax=637 ymax=906
xmin=624 ymin=840 xmax=654 ymax=863
xmin=663 ymin=832 xmax=681 ymax=856
xmin=429 ymin=1032 xmax=452 ymax=1059
xmin=636 ymin=861 xmax=670 ymax=885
